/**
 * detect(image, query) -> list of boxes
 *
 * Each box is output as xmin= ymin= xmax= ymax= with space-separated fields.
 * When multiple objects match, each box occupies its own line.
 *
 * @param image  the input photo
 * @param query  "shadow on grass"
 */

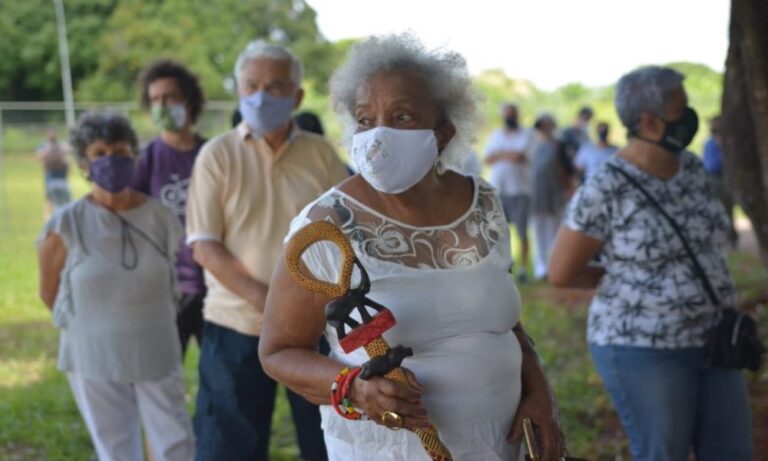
xmin=0 ymin=320 xmax=58 ymax=362
xmin=0 ymin=324 xmax=301 ymax=461
xmin=0 ymin=366 xmax=93 ymax=461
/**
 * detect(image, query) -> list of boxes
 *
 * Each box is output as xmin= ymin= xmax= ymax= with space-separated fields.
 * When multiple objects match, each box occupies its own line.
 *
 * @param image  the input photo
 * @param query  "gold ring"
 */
xmin=381 ymin=410 xmax=403 ymax=430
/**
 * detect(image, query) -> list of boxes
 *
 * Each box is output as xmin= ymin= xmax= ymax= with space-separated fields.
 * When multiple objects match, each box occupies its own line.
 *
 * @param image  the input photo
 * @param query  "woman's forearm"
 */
xmin=193 ymin=241 xmax=269 ymax=310
xmin=260 ymin=346 xmax=343 ymax=405
xmin=513 ymin=323 xmax=554 ymax=397
xmin=556 ymin=265 xmax=605 ymax=289
xmin=38 ymin=233 xmax=67 ymax=310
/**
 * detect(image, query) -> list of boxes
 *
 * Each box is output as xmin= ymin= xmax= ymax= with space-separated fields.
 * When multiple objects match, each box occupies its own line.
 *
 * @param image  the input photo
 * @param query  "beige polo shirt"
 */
xmin=186 ymin=122 xmax=349 ymax=336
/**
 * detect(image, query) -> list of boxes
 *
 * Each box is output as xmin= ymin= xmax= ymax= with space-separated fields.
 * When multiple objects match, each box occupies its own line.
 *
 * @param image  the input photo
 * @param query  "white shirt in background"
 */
xmin=484 ymin=128 xmax=533 ymax=196
xmin=574 ymin=142 xmax=618 ymax=179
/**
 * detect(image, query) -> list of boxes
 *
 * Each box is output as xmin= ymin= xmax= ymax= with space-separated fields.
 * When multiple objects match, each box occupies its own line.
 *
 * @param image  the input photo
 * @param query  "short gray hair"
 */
xmin=329 ymin=32 xmax=481 ymax=172
xmin=234 ymin=40 xmax=304 ymax=87
xmin=69 ymin=111 xmax=138 ymax=162
xmin=614 ymin=66 xmax=685 ymax=131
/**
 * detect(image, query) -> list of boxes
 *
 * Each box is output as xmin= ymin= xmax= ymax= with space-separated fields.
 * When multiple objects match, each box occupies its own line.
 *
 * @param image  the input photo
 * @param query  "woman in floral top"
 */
xmin=549 ymin=66 xmax=752 ymax=460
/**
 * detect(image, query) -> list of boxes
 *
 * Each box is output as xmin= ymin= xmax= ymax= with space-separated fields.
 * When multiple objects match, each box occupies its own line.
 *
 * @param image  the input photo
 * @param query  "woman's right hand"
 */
xmin=349 ymin=367 xmax=432 ymax=430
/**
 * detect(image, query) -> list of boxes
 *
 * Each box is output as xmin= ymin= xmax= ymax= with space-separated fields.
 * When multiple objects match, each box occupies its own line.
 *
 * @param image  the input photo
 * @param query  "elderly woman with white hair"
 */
xmin=259 ymin=34 xmax=564 ymax=461
xmin=549 ymin=66 xmax=753 ymax=460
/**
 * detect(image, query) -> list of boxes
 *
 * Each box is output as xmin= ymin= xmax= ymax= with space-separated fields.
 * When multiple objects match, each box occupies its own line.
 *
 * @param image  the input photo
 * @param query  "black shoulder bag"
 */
xmin=608 ymin=163 xmax=765 ymax=371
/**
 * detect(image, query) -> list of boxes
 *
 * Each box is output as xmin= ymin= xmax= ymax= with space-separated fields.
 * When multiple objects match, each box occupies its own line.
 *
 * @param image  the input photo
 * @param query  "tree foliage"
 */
xmin=2 ymin=1 xmax=725 ymax=161
xmin=474 ymin=62 xmax=722 ymax=153
xmin=0 ymin=0 xmax=118 ymax=100
xmin=1 ymin=0 xmax=341 ymax=102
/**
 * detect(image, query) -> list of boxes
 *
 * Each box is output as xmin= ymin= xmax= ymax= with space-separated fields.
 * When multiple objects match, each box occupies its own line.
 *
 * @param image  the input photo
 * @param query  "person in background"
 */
xmin=133 ymin=59 xmax=208 ymax=358
xmin=294 ymin=110 xmax=354 ymax=177
xmin=549 ymin=66 xmax=752 ymax=461
xmin=36 ymin=130 xmax=72 ymax=217
xmin=530 ymin=113 xmax=570 ymax=281
xmin=560 ymin=106 xmax=593 ymax=160
xmin=231 ymin=107 xmax=243 ymax=128
xmin=37 ymin=112 xmax=195 ymax=461
xmin=703 ymin=115 xmax=738 ymax=246
xmin=186 ymin=40 xmax=349 ymax=461
xmin=574 ymin=122 xmax=618 ymax=180
xmin=484 ymin=103 xmax=533 ymax=282
xmin=294 ymin=111 xmax=325 ymax=135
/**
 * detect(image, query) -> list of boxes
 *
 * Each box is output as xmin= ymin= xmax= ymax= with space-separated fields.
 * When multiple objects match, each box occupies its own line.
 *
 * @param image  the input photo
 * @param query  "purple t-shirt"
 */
xmin=132 ymin=137 xmax=206 ymax=294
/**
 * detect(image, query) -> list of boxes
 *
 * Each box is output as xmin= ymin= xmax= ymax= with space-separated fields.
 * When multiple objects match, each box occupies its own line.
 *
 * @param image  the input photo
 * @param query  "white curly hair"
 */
xmin=329 ymin=32 xmax=481 ymax=173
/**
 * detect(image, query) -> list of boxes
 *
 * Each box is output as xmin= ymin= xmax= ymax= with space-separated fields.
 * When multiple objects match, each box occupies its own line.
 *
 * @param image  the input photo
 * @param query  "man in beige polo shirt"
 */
xmin=186 ymin=40 xmax=348 ymax=461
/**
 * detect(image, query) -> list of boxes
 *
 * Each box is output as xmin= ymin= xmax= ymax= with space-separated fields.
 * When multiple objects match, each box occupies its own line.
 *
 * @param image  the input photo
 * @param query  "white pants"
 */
xmin=67 ymin=368 xmax=195 ymax=461
xmin=532 ymin=212 xmax=562 ymax=280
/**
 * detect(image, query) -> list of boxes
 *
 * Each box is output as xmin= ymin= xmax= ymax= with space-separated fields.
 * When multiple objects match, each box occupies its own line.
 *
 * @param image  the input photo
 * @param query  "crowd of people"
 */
xmin=483 ymin=103 xmax=615 ymax=282
xmin=35 ymin=31 xmax=750 ymax=461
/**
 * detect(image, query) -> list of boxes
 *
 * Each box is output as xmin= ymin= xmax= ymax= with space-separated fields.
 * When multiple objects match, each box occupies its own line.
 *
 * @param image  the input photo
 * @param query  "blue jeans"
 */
xmin=590 ymin=344 xmax=752 ymax=461
xmin=194 ymin=322 xmax=327 ymax=461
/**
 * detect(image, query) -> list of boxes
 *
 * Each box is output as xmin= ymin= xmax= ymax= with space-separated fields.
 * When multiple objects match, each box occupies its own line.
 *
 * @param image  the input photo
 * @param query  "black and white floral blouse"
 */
xmin=564 ymin=151 xmax=735 ymax=348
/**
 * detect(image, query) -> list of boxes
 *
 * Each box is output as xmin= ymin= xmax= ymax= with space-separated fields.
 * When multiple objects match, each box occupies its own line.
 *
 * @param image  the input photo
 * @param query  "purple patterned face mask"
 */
xmin=89 ymin=155 xmax=135 ymax=193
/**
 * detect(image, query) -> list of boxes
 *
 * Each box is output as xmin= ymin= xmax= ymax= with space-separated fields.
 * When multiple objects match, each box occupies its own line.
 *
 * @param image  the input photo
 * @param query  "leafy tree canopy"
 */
xmin=1 ymin=0 xmax=340 ymax=101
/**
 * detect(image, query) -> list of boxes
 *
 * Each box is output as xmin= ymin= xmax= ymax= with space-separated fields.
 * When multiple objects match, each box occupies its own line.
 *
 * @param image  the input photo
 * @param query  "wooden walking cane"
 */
xmin=285 ymin=221 xmax=453 ymax=461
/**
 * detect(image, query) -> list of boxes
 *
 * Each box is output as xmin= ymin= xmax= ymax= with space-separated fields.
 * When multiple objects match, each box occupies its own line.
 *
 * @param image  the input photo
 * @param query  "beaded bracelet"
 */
xmin=330 ymin=366 xmax=364 ymax=420
xmin=340 ymin=367 xmax=363 ymax=418
xmin=330 ymin=367 xmax=350 ymax=417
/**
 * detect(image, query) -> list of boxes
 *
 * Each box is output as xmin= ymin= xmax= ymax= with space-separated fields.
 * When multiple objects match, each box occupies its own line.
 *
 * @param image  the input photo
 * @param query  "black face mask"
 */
xmin=504 ymin=116 xmax=519 ymax=130
xmin=598 ymin=130 xmax=609 ymax=142
xmin=649 ymin=107 xmax=699 ymax=153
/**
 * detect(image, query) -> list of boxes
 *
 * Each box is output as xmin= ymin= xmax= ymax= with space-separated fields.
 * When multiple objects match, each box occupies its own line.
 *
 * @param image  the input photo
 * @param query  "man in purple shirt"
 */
xmin=133 ymin=59 xmax=207 ymax=356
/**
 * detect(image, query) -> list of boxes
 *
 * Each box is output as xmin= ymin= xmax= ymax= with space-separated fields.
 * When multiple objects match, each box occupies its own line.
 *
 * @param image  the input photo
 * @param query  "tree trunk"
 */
xmin=722 ymin=0 xmax=768 ymax=268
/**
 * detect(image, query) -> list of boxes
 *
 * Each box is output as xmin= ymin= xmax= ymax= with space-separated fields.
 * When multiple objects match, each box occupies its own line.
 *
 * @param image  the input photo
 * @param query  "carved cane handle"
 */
xmin=285 ymin=221 xmax=356 ymax=298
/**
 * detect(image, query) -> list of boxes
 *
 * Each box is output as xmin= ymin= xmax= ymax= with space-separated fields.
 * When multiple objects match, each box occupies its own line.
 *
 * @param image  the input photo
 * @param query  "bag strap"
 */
xmin=607 ymin=163 xmax=722 ymax=306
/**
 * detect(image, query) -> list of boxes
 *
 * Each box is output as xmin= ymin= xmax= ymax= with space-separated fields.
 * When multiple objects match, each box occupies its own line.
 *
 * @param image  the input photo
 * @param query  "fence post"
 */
xmin=0 ymin=106 xmax=10 ymax=230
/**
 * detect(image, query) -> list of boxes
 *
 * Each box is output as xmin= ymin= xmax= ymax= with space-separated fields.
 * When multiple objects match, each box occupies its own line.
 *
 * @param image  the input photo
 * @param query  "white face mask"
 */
xmin=351 ymin=127 xmax=439 ymax=194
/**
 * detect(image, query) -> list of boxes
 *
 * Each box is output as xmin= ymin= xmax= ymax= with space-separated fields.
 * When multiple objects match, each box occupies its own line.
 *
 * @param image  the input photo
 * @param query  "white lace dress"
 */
xmin=285 ymin=178 xmax=525 ymax=461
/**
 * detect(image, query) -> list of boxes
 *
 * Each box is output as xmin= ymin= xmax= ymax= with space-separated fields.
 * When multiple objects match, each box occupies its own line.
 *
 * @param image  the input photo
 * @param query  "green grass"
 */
xmin=1 ymin=150 xmax=766 ymax=460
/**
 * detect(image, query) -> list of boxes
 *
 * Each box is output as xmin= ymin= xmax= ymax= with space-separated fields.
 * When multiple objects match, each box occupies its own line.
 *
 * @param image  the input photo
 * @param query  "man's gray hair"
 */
xmin=614 ymin=66 xmax=685 ymax=131
xmin=69 ymin=111 xmax=138 ymax=162
xmin=329 ymin=32 xmax=481 ymax=172
xmin=234 ymin=40 xmax=304 ymax=87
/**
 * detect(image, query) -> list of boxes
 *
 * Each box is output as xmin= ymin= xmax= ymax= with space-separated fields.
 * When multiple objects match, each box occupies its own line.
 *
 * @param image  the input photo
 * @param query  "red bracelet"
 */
xmin=330 ymin=366 xmax=364 ymax=420
xmin=331 ymin=367 xmax=350 ymax=418
xmin=341 ymin=367 xmax=362 ymax=403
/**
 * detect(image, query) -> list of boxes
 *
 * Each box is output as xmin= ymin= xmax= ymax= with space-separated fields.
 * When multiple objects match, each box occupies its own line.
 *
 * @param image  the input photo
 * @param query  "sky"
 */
xmin=305 ymin=0 xmax=730 ymax=90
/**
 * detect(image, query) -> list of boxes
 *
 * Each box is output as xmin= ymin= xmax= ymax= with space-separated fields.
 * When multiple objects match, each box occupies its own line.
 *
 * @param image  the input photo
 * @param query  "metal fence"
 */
xmin=0 ymin=100 xmax=238 ymax=230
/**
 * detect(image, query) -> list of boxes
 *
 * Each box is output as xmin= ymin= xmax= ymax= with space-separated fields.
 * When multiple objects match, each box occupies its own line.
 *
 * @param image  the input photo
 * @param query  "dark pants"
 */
xmin=194 ymin=321 xmax=327 ymax=461
xmin=178 ymin=293 xmax=205 ymax=357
